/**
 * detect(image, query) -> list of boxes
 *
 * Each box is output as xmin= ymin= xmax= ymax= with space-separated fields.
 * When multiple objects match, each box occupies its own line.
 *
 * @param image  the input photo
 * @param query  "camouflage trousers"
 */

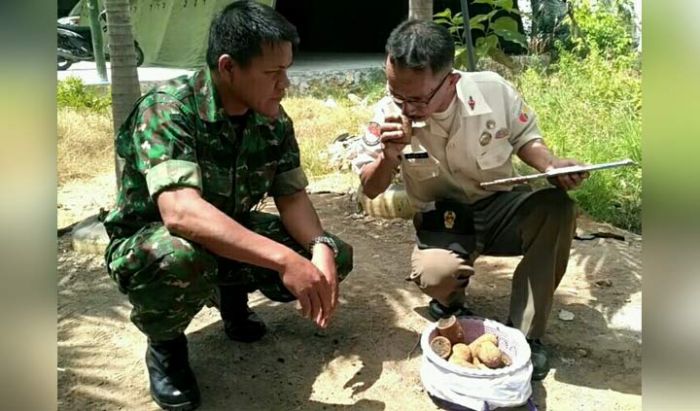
xmin=105 ymin=212 xmax=353 ymax=341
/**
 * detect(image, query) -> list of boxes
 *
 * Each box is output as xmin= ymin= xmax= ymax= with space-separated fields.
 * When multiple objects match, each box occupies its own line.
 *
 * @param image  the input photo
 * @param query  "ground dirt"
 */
xmin=58 ymin=173 xmax=641 ymax=411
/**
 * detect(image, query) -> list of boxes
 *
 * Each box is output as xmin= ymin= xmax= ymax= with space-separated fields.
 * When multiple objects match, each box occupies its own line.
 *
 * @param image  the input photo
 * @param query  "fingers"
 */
xmin=331 ymin=281 xmax=339 ymax=313
xmin=288 ymin=256 xmax=339 ymax=327
xmin=317 ymin=277 xmax=333 ymax=325
xmin=308 ymin=290 xmax=322 ymax=325
xmin=297 ymin=293 xmax=312 ymax=319
xmin=322 ymin=281 xmax=338 ymax=325
xmin=301 ymin=275 xmax=332 ymax=327
xmin=568 ymin=172 xmax=582 ymax=187
xmin=323 ymin=280 xmax=339 ymax=328
xmin=557 ymin=172 xmax=586 ymax=190
xmin=383 ymin=114 xmax=403 ymax=124
xmin=380 ymin=120 xmax=405 ymax=139
xmin=558 ymin=174 xmax=575 ymax=190
xmin=548 ymin=158 xmax=590 ymax=190
xmin=381 ymin=116 xmax=411 ymax=146
xmin=380 ymin=130 xmax=407 ymax=144
xmin=380 ymin=121 xmax=402 ymax=133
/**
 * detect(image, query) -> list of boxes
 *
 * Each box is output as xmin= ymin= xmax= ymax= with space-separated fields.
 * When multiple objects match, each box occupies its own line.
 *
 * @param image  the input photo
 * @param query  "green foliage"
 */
xmin=57 ymin=77 xmax=112 ymax=113
xmin=529 ymin=0 xmax=571 ymax=54
xmin=434 ymin=1 xmax=526 ymax=72
xmin=519 ymin=48 xmax=641 ymax=232
xmin=562 ymin=0 xmax=633 ymax=58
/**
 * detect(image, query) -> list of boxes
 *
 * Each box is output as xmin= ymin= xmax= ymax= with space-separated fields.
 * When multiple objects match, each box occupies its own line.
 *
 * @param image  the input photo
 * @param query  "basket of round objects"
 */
xmin=420 ymin=315 xmax=538 ymax=411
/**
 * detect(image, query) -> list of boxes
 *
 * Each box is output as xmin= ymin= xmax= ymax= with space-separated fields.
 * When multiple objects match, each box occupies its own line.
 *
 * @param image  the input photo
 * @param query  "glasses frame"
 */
xmin=388 ymin=72 xmax=451 ymax=109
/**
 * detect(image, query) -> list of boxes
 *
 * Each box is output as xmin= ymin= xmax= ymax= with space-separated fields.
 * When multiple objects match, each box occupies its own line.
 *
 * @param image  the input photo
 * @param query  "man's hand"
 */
xmin=311 ymin=244 xmax=338 ymax=328
xmin=358 ymin=115 xmax=411 ymax=199
xmin=279 ymin=253 xmax=333 ymax=328
xmin=545 ymin=158 xmax=590 ymax=190
xmin=518 ymin=140 xmax=588 ymax=191
xmin=380 ymin=115 xmax=410 ymax=162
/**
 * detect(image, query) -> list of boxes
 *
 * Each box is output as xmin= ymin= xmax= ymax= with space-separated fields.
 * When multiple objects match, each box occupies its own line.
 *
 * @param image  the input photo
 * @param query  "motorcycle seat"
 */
xmin=58 ymin=24 xmax=93 ymax=37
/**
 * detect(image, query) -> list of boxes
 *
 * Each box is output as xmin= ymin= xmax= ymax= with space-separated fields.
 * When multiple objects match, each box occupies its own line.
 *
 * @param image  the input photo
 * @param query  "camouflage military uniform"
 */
xmin=103 ymin=68 xmax=353 ymax=341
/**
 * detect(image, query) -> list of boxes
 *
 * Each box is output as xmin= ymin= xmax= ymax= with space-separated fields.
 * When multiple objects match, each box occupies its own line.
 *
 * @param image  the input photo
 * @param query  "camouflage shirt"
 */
xmin=103 ymin=68 xmax=308 ymax=242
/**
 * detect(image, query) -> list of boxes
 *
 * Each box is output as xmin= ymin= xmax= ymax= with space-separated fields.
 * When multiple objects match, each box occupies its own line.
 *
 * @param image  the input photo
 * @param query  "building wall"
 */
xmin=275 ymin=0 xmax=525 ymax=54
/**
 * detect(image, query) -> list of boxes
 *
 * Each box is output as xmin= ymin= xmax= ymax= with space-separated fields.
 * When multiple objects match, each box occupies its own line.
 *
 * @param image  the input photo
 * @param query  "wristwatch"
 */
xmin=308 ymin=235 xmax=339 ymax=257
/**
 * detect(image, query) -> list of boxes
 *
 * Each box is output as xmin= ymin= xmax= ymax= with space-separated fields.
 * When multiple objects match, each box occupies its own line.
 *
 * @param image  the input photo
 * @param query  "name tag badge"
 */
xmin=403 ymin=151 xmax=429 ymax=160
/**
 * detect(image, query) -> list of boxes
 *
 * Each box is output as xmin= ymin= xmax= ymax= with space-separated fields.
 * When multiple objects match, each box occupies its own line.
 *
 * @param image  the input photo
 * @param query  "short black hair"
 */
xmin=206 ymin=0 xmax=300 ymax=69
xmin=385 ymin=19 xmax=455 ymax=74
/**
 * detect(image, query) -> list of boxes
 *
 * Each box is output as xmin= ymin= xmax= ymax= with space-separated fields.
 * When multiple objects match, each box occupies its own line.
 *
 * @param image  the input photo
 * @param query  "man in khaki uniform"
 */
xmin=353 ymin=20 xmax=588 ymax=380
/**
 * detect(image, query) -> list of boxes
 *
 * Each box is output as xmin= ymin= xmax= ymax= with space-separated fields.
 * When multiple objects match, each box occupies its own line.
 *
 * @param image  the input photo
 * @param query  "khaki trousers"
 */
xmin=409 ymin=188 xmax=576 ymax=339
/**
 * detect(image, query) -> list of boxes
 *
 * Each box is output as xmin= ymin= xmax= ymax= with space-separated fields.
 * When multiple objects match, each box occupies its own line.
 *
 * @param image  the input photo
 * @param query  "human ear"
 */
xmin=217 ymin=54 xmax=235 ymax=81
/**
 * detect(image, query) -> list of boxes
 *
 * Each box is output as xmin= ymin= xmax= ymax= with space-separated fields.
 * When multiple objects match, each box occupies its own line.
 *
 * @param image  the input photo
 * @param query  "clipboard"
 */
xmin=479 ymin=159 xmax=637 ymax=188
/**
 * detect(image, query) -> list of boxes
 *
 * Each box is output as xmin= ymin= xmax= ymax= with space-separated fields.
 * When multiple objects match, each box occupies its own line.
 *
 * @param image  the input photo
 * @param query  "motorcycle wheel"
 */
xmin=57 ymin=56 xmax=72 ymax=71
xmin=135 ymin=43 xmax=144 ymax=67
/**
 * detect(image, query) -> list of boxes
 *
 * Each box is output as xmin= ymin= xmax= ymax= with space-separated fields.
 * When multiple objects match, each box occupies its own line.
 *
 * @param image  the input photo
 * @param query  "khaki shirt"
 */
xmin=352 ymin=70 xmax=543 ymax=210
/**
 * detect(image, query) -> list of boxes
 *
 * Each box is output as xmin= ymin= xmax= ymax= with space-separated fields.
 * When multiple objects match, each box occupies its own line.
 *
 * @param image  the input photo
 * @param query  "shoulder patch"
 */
xmin=367 ymin=121 xmax=381 ymax=137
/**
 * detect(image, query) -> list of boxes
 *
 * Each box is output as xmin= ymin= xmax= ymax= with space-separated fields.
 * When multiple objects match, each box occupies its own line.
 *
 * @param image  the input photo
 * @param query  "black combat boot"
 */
xmin=145 ymin=334 xmax=200 ymax=410
xmin=527 ymin=338 xmax=551 ymax=381
xmin=215 ymin=286 xmax=267 ymax=343
xmin=504 ymin=318 xmax=551 ymax=380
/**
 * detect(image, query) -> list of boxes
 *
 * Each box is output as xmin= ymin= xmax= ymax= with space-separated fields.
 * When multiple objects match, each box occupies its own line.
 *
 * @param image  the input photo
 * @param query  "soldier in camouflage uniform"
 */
xmin=102 ymin=2 xmax=353 ymax=409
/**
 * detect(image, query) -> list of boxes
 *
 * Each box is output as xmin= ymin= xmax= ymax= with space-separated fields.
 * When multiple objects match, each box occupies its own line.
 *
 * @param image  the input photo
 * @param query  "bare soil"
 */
xmin=58 ymin=175 xmax=641 ymax=410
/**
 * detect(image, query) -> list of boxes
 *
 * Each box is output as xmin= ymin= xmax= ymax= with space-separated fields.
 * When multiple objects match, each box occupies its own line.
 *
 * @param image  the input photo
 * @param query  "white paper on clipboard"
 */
xmin=479 ymin=159 xmax=637 ymax=188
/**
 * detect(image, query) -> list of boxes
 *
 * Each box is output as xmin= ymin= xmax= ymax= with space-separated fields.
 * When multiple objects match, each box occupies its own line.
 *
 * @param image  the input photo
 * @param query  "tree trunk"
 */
xmin=409 ymin=0 xmax=433 ymax=20
xmin=104 ymin=0 xmax=141 ymax=187
xmin=86 ymin=0 xmax=107 ymax=82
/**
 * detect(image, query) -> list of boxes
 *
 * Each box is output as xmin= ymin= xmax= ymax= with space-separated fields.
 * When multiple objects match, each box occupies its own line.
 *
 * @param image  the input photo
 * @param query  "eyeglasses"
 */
xmin=388 ymin=72 xmax=451 ymax=109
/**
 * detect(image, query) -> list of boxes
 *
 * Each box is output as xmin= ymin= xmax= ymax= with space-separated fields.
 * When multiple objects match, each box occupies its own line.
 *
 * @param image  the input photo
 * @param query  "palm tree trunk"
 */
xmin=409 ymin=0 xmax=433 ymax=20
xmin=104 ymin=0 xmax=141 ymax=186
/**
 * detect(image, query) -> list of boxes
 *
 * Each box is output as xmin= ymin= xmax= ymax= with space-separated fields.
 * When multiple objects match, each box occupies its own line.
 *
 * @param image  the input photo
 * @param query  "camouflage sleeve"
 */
xmin=268 ymin=111 xmax=309 ymax=197
xmin=503 ymin=80 xmax=544 ymax=153
xmin=131 ymin=93 xmax=202 ymax=198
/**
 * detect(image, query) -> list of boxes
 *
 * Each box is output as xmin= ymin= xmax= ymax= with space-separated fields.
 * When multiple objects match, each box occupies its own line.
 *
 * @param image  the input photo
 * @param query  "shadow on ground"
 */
xmin=58 ymin=193 xmax=641 ymax=410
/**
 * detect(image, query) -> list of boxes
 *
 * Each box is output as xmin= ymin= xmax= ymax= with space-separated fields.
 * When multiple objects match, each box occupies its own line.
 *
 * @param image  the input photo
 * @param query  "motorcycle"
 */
xmin=57 ymin=11 xmax=144 ymax=71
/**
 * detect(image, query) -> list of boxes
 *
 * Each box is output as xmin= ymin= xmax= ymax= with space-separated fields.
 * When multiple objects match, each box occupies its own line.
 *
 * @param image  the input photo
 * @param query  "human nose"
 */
xmin=278 ymin=69 xmax=290 ymax=90
xmin=402 ymin=102 xmax=421 ymax=117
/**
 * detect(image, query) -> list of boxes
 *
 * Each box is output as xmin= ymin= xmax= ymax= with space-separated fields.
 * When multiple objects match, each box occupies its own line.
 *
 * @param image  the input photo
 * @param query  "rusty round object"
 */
xmin=437 ymin=315 xmax=465 ymax=344
xmin=429 ymin=335 xmax=452 ymax=359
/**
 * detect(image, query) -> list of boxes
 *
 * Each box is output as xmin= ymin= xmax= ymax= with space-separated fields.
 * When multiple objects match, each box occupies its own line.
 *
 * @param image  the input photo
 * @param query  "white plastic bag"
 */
xmin=419 ymin=316 xmax=534 ymax=411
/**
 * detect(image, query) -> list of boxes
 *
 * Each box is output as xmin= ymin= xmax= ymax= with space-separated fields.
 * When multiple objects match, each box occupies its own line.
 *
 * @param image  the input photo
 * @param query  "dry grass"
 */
xmin=57 ymin=98 xmax=372 ymax=187
xmin=57 ymin=107 xmax=114 ymax=185
xmin=283 ymin=97 xmax=372 ymax=178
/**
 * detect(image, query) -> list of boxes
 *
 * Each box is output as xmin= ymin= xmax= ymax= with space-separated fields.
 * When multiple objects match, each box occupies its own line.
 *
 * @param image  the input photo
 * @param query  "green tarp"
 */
xmin=76 ymin=0 xmax=274 ymax=68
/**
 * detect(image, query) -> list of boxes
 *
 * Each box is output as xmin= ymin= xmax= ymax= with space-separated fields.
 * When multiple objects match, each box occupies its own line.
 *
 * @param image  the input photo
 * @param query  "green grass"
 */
xmin=518 ymin=49 xmax=642 ymax=232
xmin=57 ymin=76 xmax=112 ymax=113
